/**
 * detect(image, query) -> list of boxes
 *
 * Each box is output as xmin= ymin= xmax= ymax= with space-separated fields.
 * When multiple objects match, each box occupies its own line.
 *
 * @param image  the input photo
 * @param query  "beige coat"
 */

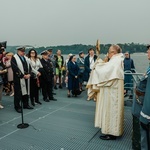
xmin=5 ymin=60 xmax=13 ymax=82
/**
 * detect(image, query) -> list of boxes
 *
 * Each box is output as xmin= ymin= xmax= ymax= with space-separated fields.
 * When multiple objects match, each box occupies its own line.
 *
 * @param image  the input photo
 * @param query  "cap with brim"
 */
xmin=47 ymin=48 xmax=53 ymax=52
xmin=79 ymin=51 xmax=84 ymax=55
xmin=17 ymin=46 xmax=25 ymax=52
xmin=40 ymin=50 xmax=49 ymax=55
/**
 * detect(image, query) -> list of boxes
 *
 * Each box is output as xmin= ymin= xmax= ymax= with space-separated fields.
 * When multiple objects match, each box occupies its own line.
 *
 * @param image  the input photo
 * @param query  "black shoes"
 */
xmin=100 ymin=135 xmax=116 ymax=140
xmin=59 ymin=85 xmax=62 ymax=89
xmin=36 ymin=101 xmax=42 ymax=105
xmin=15 ymin=105 xmax=33 ymax=113
xmin=67 ymin=94 xmax=71 ymax=97
xmin=43 ymin=99 xmax=50 ymax=102
xmin=54 ymin=86 xmax=57 ymax=90
xmin=15 ymin=108 xmax=22 ymax=113
xmin=31 ymin=102 xmax=35 ymax=106
xmin=49 ymin=97 xmax=57 ymax=101
xmin=23 ymin=105 xmax=34 ymax=109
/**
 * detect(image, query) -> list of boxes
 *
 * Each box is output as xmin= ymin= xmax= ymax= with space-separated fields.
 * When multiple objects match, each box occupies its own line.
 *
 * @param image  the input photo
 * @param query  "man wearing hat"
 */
xmin=11 ymin=47 xmax=33 ymax=113
xmin=77 ymin=51 xmax=85 ymax=91
xmin=39 ymin=51 xmax=57 ymax=102
xmin=139 ymin=44 xmax=150 ymax=150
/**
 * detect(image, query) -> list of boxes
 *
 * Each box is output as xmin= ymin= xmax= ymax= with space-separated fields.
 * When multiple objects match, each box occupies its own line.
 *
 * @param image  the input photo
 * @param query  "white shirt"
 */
xmin=29 ymin=58 xmax=43 ymax=75
xmin=89 ymin=56 xmax=94 ymax=69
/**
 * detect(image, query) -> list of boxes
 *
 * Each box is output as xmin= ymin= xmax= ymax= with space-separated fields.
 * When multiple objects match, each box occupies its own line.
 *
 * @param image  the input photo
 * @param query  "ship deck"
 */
xmin=0 ymin=88 xmax=132 ymax=150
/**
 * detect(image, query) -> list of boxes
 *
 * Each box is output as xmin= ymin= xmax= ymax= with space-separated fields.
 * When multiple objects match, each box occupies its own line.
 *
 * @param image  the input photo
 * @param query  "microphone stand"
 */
xmin=17 ymin=96 xmax=29 ymax=129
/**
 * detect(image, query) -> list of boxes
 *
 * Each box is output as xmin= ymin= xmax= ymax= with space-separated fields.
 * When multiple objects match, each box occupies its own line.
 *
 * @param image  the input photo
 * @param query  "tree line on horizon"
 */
xmin=6 ymin=43 xmax=148 ymax=55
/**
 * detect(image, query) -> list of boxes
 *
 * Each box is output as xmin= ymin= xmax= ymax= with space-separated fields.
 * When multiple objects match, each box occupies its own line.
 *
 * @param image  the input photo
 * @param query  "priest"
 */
xmin=11 ymin=47 xmax=33 ymax=113
xmin=87 ymin=45 xmax=124 ymax=140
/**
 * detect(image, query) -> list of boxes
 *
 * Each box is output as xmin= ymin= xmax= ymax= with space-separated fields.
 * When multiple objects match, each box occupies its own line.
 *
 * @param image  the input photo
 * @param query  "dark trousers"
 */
xmin=132 ymin=115 xmax=141 ymax=150
xmin=140 ymin=122 xmax=150 ymax=150
xmin=14 ymin=91 xmax=29 ymax=109
xmin=30 ymin=78 xmax=39 ymax=103
xmin=41 ymin=81 xmax=53 ymax=100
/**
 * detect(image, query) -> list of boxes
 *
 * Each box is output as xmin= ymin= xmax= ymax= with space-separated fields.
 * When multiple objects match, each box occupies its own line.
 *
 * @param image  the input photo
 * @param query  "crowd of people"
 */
xmin=0 ymin=46 xmax=88 ymax=112
xmin=0 ymin=43 xmax=150 ymax=149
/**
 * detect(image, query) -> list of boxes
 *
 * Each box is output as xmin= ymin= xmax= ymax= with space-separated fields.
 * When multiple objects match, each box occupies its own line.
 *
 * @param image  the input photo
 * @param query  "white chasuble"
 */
xmin=87 ymin=53 xmax=124 ymax=136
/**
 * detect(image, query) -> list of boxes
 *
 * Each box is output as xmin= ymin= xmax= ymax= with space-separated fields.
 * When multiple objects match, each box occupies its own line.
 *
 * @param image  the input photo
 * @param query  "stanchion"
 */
xmin=17 ymin=98 xmax=29 ymax=129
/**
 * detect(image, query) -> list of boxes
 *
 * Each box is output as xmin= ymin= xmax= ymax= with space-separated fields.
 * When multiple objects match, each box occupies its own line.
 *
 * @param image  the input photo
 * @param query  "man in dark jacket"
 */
xmin=124 ymin=51 xmax=135 ymax=98
xmin=39 ymin=51 xmax=57 ymax=102
xmin=11 ymin=47 xmax=33 ymax=113
xmin=140 ymin=45 xmax=150 ymax=150
xmin=84 ymin=48 xmax=97 ymax=82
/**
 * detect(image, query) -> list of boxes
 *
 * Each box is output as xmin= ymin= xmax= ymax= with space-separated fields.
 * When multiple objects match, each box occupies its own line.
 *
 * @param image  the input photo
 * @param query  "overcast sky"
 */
xmin=0 ymin=0 xmax=149 ymax=46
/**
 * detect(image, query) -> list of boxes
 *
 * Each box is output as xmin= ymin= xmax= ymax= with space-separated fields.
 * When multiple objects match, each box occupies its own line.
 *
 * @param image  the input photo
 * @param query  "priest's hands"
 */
xmin=24 ymin=74 xmax=30 ymax=79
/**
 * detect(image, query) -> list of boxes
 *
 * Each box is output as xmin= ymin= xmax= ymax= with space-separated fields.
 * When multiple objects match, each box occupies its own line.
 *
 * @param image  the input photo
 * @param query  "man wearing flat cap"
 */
xmin=39 ymin=51 xmax=57 ymax=102
xmin=11 ymin=46 xmax=33 ymax=113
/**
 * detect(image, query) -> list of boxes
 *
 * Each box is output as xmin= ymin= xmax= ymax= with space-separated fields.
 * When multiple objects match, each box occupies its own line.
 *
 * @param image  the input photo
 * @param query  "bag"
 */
xmin=36 ymin=77 xmax=40 ymax=88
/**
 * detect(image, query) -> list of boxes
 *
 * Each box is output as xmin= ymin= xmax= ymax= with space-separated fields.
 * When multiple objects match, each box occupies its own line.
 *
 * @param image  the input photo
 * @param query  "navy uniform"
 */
xmin=140 ymin=73 xmax=150 ymax=150
xmin=11 ymin=47 xmax=33 ymax=113
xmin=77 ymin=51 xmax=85 ymax=90
xmin=135 ymin=45 xmax=150 ymax=150
xmin=39 ymin=51 xmax=57 ymax=102
xmin=139 ymin=45 xmax=150 ymax=150
xmin=132 ymin=75 xmax=147 ymax=150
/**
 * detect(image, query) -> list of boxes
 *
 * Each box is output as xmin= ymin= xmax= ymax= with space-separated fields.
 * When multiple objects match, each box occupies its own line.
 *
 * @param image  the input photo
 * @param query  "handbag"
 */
xmin=36 ymin=77 xmax=40 ymax=87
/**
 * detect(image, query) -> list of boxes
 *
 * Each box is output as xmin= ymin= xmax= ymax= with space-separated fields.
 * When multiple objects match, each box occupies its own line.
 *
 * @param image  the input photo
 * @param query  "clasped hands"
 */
xmin=24 ymin=74 xmax=30 ymax=79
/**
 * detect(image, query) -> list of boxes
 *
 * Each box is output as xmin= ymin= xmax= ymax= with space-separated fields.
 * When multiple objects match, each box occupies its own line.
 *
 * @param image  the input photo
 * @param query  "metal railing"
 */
xmin=124 ymin=69 xmax=144 ymax=101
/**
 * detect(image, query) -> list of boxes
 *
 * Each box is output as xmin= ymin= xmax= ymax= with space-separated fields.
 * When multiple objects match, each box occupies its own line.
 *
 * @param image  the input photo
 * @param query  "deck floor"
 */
xmin=0 ymin=88 xmax=132 ymax=150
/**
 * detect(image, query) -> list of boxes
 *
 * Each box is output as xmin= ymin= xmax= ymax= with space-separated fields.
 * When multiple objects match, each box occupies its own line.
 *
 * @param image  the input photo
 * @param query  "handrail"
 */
xmin=124 ymin=72 xmax=143 ymax=75
xmin=124 ymin=69 xmax=144 ymax=100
